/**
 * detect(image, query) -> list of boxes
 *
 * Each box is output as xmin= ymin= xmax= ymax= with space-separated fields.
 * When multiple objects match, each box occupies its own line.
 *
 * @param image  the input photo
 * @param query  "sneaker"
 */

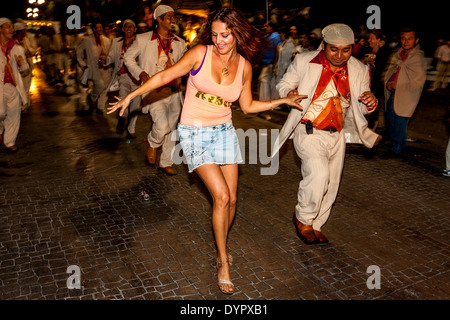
xmin=443 ymin=169 xmax=450 ymax=177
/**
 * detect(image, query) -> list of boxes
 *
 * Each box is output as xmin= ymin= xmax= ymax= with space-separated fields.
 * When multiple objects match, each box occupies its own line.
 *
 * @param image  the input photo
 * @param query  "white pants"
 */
xmin=118 ymin=73 xmax=141 ymax=134
xmin=446 ymin=138 xmax=450 ymax=170
xmin=142 ymin=87 xmax=181 ymax=167
xmin=90 ymin=66 xmax=112 ymax=110
xmin=258 ymin=64 xmax=277 ymax=101
xmin=293 ymin=124 xmax=346 ymax=231
xmin=0 ymin=84 xmax=21 ymax=147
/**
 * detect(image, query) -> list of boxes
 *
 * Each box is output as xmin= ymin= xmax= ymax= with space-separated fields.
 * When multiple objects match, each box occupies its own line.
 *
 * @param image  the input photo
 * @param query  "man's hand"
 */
xmin=139 ymin=72 xmax=150 ymax=84
xmin=358 ymin=91 xmax=378 ymax=108
xmin=287 ymin=89 xmax=299 ymax=97
xmin=386 ymin=81 xmax=396 ymax=91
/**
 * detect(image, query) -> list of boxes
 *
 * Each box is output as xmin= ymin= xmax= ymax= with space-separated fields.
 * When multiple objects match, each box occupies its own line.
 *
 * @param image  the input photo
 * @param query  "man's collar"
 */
xmin=151 ymin=30 xmax=179 ymax=41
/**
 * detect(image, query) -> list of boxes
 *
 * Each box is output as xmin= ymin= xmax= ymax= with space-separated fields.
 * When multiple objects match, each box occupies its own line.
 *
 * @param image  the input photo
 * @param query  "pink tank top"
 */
xmin=180 ymin=45 xmax=245 ymax=126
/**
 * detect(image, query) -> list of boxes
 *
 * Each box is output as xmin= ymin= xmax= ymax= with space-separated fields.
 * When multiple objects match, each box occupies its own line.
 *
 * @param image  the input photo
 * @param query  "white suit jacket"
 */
xmin=76 ymin=34 xmax=111 ymax=81
xmin=0 ymin=43 xmax=30 ymax=108
xmin=105 ymin=37 xmax=139 ymax=92
xmin=274 ymin=50 xmax=380 ymax=156
xmin=123 ymin=31 xmax=187 ymax=99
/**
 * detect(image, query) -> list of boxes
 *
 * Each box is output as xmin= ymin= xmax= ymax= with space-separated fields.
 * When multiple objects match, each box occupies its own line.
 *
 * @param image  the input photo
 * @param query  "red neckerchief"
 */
xmin=388 ymin=49 xmax=409 ymax=83
xmin=310 ymin=50 xmax=350 ymax=101
xmin=1 ymin=39 xmax=17 ymax=86
xmin=151 ymin=31 xmax=179 ymax=56
xmin=118 ymin=36 xmax=139 ymax=84
xmin=151 ymin=31 xmax=179 ymax=89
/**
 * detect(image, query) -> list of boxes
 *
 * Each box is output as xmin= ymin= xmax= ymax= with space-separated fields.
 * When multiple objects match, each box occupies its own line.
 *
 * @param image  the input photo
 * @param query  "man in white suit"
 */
xmin=105 ymin=19 xmax=141 ymax=138
xmin=124 ymin=5 xmax=187 ymax=175
xmin=276 ymin=24 xmax=381 ymax=244
xmin=0 ymin=17 xmax=29 ymax=152
xmin=76 ymin=21 xmax=112 ymax=113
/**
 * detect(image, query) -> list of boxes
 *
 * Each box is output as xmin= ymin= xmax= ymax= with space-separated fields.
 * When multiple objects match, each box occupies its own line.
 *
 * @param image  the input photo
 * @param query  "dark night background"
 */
xmin=4 ymin=0 xmax=448 ymax=55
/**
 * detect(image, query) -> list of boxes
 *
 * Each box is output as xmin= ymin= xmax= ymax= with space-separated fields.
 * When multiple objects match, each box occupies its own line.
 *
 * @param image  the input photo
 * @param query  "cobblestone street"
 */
xmin=0 ymin=69 xmax=449 ymax=303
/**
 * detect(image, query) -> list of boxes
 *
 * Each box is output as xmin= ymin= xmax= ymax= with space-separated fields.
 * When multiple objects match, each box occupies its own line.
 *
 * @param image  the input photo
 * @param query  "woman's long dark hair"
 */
xmin=200 ymin=6 xmax=267 ymax=64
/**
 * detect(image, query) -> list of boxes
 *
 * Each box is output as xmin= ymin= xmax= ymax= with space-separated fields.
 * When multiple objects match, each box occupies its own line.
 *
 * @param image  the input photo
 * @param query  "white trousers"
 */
xmin=258 ymin=64 xmax=277 ymax=101
xmin=118 ymin=73 xmax=141 ymax=134
xmin=0 ymin=84 xmax=21 ymax=147
xmin=446 ymin=138 xmax=450 ymax=170
xmin=293 ymin=124 xmax=346 ymax=231
xmin=142 ymin=87 xmax=181 ymax=167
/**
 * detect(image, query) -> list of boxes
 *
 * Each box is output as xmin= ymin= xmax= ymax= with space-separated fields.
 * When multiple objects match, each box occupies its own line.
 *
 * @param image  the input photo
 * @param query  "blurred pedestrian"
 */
xmin=0 ymin=17 xmax=29 ymax=152
xmin=276 ymin=23 xmax=381 ymax=245
xmin=108 ymin=6 xmax=305 ymax=294
xmin=76 ymin=21 xmax=112 ymax=113
xmin=361 ymin=29 xmax=390 ymax=130
xmin=14 ymin=21 xmax=32 ymax=112
xmin=384 ymin=27 xmax=427 ymax=155
xmin=123 ymin=5 xmax=187 ymax=175
xmin=257 ymin=22 xmax=281 ymax=101
xmin=444 ymin=106 xmax=450 ymax=177
xmin=273 ymin=26 xmax=295 ymax=99
xmin=430 ymin=39 xmax=450 ymax=91
xmin=105 ymin=19 xmax=141 ymax=138
xmin=444 ymin=138 xmax=450 ymax=177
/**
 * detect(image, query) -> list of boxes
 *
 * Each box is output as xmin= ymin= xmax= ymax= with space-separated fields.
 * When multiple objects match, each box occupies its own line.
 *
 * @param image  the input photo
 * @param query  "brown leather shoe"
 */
xmin=313 ymin=229 xmax=329 ymax=243
xmin=159 ymin=166 xmax=177 ymax=175
xmin=146 ymin=146 xmax=157 ymax=165
xmin=7 ymin=145 xmax=18 ymax=153
xmin=293 ymin=214 xmax=317 ymax=244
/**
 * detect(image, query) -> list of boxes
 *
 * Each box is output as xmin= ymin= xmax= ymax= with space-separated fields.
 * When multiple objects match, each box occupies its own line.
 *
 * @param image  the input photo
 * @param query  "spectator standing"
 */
xmin=362 ymin=29 xmax=391 ymax=130
xmin=258 ymin=22 xmax=281 ymax=101
xmin=384 ymin=28 xmax=427 ymax=155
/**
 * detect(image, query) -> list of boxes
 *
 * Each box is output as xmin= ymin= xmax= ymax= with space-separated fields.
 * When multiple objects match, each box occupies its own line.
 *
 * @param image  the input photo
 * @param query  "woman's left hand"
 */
xmin=107 ymin=95 xmax=131 ymax=116
xmin=285 ymin=94 xmax=307 ymax=111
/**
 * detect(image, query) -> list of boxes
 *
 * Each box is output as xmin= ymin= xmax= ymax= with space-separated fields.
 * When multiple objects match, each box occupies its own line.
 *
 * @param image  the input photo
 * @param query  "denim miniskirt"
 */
xmin=177 ymin=121 xmax=243 ymax=173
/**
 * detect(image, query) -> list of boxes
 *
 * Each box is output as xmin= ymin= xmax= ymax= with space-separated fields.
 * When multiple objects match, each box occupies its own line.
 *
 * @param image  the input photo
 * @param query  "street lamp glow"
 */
xmin=37 ymin=0 xmax=45 ymax=4
xmin=33 ymin=8 xmax=39 ymax=12
xmin=27 ymin=8 xmax=32 ymax=12
xmin=29 ymin=0 xmax=36 ymax=3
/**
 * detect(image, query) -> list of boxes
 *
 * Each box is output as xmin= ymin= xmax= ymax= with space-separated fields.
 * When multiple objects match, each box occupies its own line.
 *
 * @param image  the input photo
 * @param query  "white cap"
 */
xmin=122 ymin=19 xmax=136 ymax=28
xmin=14 ymin=22 xmax=26 ymax=31
xmin=322 ymin=23 xmax=354 ymax=46
xmin=154 ymin=5 xmax=174 ymax=20
xmin=0 ymin=17 xmax=12 ymax=27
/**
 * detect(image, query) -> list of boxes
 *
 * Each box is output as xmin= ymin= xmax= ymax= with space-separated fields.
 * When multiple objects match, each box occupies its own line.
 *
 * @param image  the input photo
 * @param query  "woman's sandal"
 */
xmin=217 ymin=258 xmax=234 ymax=295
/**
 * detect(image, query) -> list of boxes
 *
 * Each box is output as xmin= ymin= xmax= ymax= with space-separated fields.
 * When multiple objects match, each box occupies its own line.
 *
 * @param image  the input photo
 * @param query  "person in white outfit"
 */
xmin=14 ymin=22 xmax=32 ymax=112
xmin=105 ymin=19 xmax=141 ymax=138
xmin=0 ymin=18 xmax=29 ymax=152
xmin=76 ymin=21 xmax=112 ymax=113
xmin=272 ymin=26 xmax=295 ymax=100
xmin=123 ymin=5 xmax=187 ymax=175
xmin=276 ymin=23 xmax=380 ymax=244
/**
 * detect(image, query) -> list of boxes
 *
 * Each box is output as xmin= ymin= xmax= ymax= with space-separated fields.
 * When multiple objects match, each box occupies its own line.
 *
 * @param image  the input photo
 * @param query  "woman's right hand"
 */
xmin=107 ymin=95 xmax=131 ymax=116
